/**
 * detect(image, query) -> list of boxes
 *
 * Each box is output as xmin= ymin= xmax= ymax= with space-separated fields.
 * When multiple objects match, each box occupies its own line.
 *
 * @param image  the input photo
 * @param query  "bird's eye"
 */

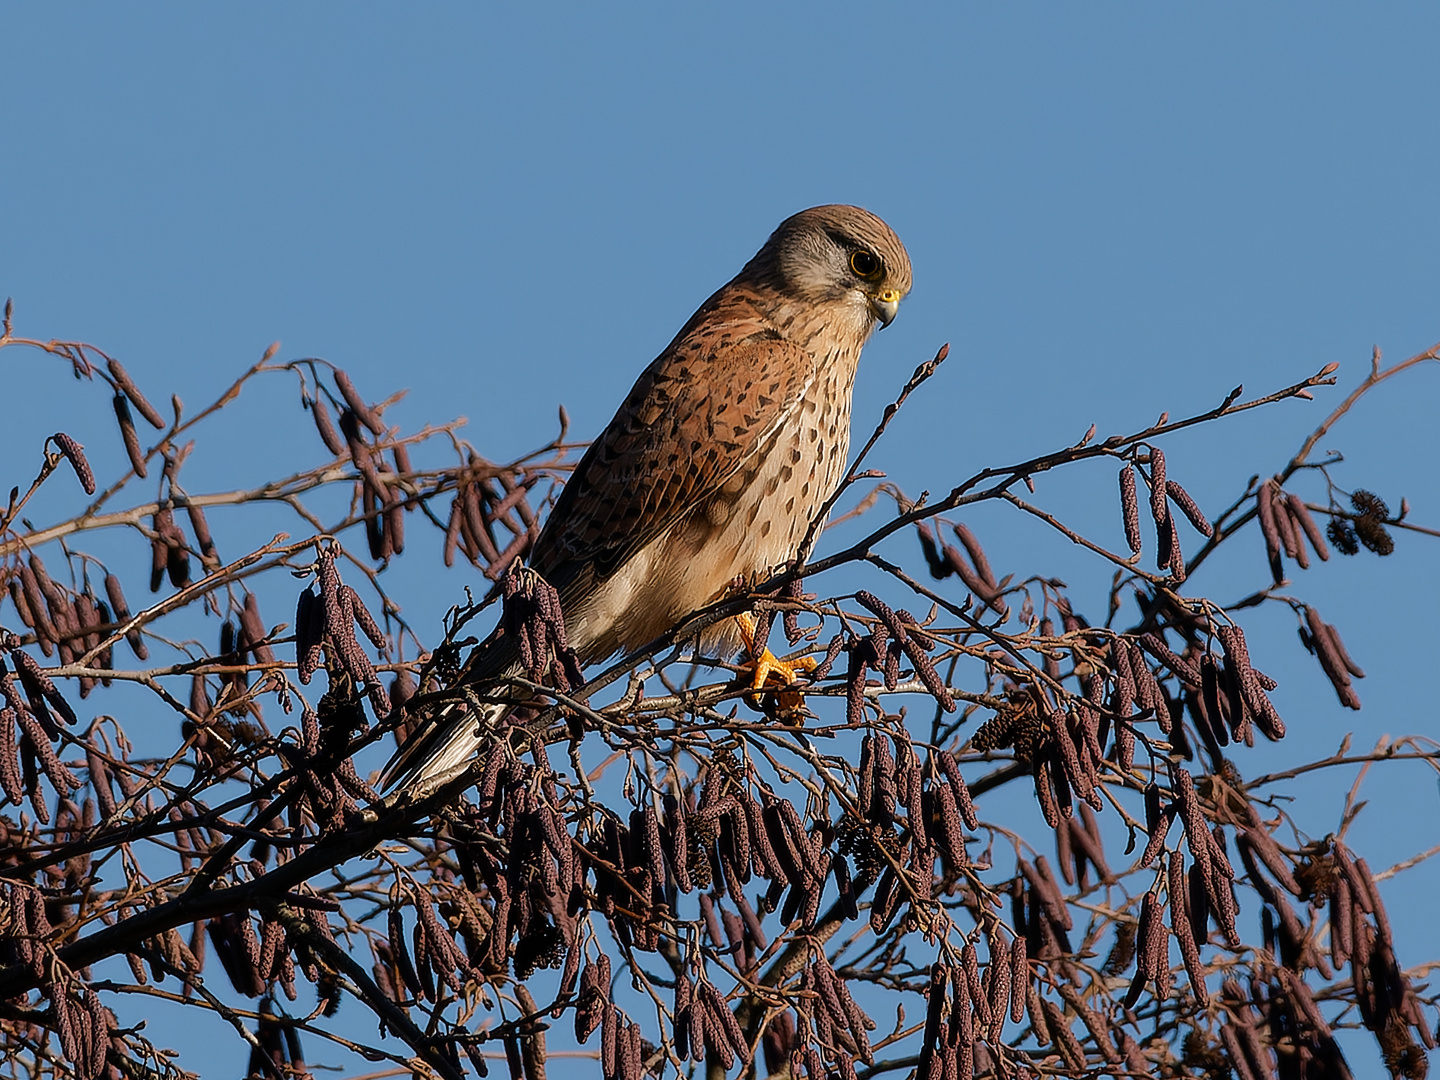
xmin=850 ymin=250 xmax=882 ymax=280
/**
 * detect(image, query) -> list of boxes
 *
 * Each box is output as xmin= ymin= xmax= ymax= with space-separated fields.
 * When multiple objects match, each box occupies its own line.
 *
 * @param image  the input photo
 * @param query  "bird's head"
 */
xmin=745 ymin=204 xmax=913 ymax=333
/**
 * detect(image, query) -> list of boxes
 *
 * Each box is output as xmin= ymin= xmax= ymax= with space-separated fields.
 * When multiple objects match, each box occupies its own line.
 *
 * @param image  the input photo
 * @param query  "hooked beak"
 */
xmin=871 ymin=288 xmax=901 ymax=329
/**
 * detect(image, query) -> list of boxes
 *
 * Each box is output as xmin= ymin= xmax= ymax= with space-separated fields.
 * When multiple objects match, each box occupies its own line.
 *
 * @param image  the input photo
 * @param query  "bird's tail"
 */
xmin=379 ymin=658 xmax=524 ymax=796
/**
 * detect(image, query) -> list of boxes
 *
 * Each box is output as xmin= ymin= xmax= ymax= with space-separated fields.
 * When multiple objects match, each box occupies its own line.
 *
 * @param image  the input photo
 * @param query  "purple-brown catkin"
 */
xmin=703 ymin=980 xmax=750 ymax=1062
xmin=600 ymin=1002 xmax=621 ymax=1075
xmin=1138 ymin=633 xmax=1202 ymax=687
xmin=442 ymin=496 xmax=465 ymax=567
xmin=1330 ymin=872 xmax=1353 ymax=968
xmin=1218 ymin=1024 xmax=1259 ymax=1080
xmin=915 ymin=521 xmax=950 ymax=579
xmin=294 ymin=589 xmax=321 ymax=684
xmin=462 ymin=474 xmax=501 ymax=561
xmin=1172 ymin=767 xmax=1213 ymax=889
xmin=1321 ymin=615 xmax=1365 ymax=679
xmin=1165 ymin=479 xmax=1213 ymax=536
xmin=0 ymin=708 xmax=22 ymax=804
xmin=1304 ymin=606 xmax=1362 ymax=709
xmin=158 ymin=510 xmax=191 ymax=588
xmin=1148 ymin=447 xmax=1168 ymax=527
xmin=959 ymin=940 xmax=989 ymax=1034
xmin=385 ymin=495 xmax=405 ymax=555
xmin=1111 ymin=638 xmax=1136 ymax=718
xmin=10 ymin=647 xmax=77 ymax=727
xmin=1042 ymin=997 xmax=1086 ymax=1071
xmin=1352 ymin=857 xmax=1393 ymax=944
xmin=387 ymin=901 xmax=422 ymax=1000
xmin=873 ymin=734 xmax=897 ymax=821
xmin=342 ymin=585 xmax=386 ymax=649
xmin=7 ymin=582 xmax=37 ymax=643
xmin=1187 ymin=860 xmax=1210 ymax=946
xmin=1019 ymin=857 xmax=1069 ymax=934
xmin=1071 ymin=805 xmax=1111 ymax=879
xmin=239 ymin=593 xmax=275 ymax=666
xmin=857 ymin=735 xmax=875 ymax=822
xmin=1051 ymin=708 xmax=1095 ymax=804
xmin=1255 ymin=479 xmax=1283 ymax=579
xmin=112 ymin=394 xmax=149 ymax=478
xmin=334 ymin=370 xmax=385 ymax=435
xmin=1285 ymin=493 xmax=1330 ymax=561
xmin=1032 ymin=753 xmax=1061 ymax=829
xmin=1271 ymin=486 xmax=1300 ymax=560
xmin=936 ymin=751 xmax=979 ymax=829
xmin=987 ymin=940 xmax=1012 ymax=1042
xmin=953 ymin=523 xmax=996 ymax=589
xmin=1056 ymin=982 xmax=1118 ymax=1063
xmin=309 ymin=396 xmax=346 ymax=455
xmin=1120 ymin=464 xmax=1143 ymax=554
xmin=1206 ymin=828 xmax=1240 ymax=947
xmin=1163 ymin=515 xmax=1186 ymax=581
xmin=28 ymin=561 xmax=71 ymax=648
xmin=74 ymin=590 xmax=101 ymax=657
xmin=104 ymin=573 xmax=148 ymax=660
xmin=943 ymin=541 xmax=1000 ymax=611
xmin=1010 ymin=937 xmax=1029 ymax=1024
xmin=1257 ymin=479 xmax=1282 ymax=544
xmin=1034 ymin=853 xmax=1074 ymax=932
xmin=51 ymin=433 xmax=96 ymax=495
xmin=183 ymin=500 xmax=218 ymax=567
xmin=107 ymin=358 xmax=166 ymax=428
xmin=1215 ymin=625 xmax=1269 ymax=724
xmin=1199 ymin=653 xmax=1229 ymax=745
xmin=1237 ymin=826 xmax=1301 ymax=896
xmin=1168 ymin=850 xmax=1207 ymax=1003
xmin=922 ymin=961 xmax=948 ymax=1054
xmin=1125 ymin=892 xmax=1162 ymax=1007
xmin=17 ymin=567 xmax=59 ymax=655
xmin=361 ymin=480 xmax=387 ymax=561
xmin=934 ymin=780 xmax=968 ymax=870
xmin=316 ymin=547 xmax=346 ymax=647
xmin=1281 ymin=498 xmax=1312 ymax=569
xmin=146 ymin=517 xmax=167 ymax=593
xmin=1140 ymin=802 xmax=1174 ymax=871
xmin=844 ymin=635 xmax=871 ymax=726
xmin=1129 ymin=642 xmax=1169 ymax=724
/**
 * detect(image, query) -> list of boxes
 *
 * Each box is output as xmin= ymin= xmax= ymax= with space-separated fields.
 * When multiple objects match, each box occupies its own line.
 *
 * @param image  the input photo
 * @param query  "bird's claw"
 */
xmin=736 ymin=648 xmax=817 ymax=715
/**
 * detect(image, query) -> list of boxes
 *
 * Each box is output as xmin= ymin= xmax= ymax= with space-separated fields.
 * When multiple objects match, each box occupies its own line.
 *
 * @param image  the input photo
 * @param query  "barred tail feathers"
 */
xmin=380 ymin=637 xmax=526 ymax=794
xmin=381 ymin=696 xmax=507 ymax=794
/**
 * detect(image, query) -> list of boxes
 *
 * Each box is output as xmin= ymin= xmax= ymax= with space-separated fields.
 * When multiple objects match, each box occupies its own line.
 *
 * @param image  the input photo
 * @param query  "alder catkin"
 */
xmin=51 ymin=433 xmax=96 ymax=495
xmin=1165 ymin=478 xmax=1213 ymax=536
xmin=309 ymin=396 xmax=346 ymax=455
xmin=107 ymin=358 xmax=165 ymax=428
xmin=334 ymin=370 xmax=385 ymax=435
xmin=1120 ymin=464 xmax=1142 ymax=554
xmin=1148 ymin=447 xmax=1168 ymax=527
xmin=113 ymin=394 xmax=148 ymax=478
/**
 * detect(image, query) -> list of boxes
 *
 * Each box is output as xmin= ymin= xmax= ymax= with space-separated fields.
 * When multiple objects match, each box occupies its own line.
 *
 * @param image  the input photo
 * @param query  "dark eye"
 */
xmin=850 ymin=250 xmax=881 ymax=280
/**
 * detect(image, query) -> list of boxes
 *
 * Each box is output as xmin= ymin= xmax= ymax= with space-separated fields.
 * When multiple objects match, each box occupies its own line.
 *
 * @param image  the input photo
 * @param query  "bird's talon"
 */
xmin=736 ymin=648 xmax=816 ymax=713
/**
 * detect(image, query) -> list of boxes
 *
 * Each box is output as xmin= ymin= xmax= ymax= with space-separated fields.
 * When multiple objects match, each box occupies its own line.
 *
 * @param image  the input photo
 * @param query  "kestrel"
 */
xmin=386 ymin=205 xmax=911 ymax=791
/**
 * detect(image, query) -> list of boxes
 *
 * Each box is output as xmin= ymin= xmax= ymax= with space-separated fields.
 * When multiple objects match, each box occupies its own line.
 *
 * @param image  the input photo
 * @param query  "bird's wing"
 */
xmin=529 ymin=316 xmax=817 ymax=594
xmin=385 ymin=317 xmax=818 ymax=792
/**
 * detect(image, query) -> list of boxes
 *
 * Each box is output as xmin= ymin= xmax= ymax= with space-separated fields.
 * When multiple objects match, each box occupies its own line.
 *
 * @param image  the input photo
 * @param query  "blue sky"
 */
xmin=4 ymin=5 xmax=1439 ymax=1074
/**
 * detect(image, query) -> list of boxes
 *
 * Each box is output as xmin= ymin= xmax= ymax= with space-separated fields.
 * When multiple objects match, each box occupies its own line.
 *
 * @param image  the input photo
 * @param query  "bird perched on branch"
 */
xmin=384 ymin=204 xmax=911 ymax=793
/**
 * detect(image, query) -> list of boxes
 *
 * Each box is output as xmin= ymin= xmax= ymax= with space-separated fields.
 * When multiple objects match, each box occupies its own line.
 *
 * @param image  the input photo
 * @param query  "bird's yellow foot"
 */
xmin=733 ymin=612 xmax=817 ymax=715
